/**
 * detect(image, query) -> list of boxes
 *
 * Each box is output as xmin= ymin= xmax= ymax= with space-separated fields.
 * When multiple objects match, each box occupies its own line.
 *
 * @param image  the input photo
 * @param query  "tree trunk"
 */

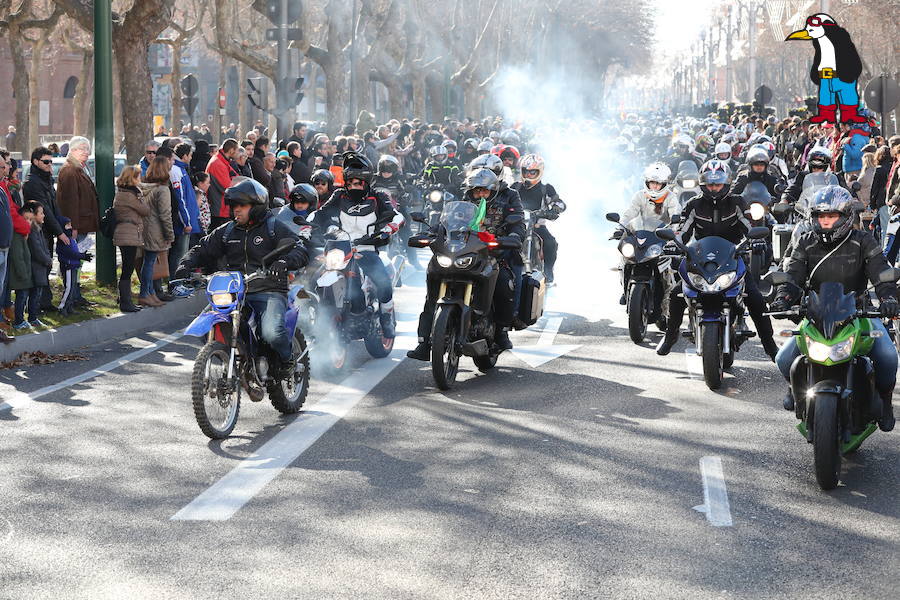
xmin=386 ymin=78 xmax=404 ymax=120
xmin=113 ymin=36 xmax=154 ymax=163
xmin=425 ymin=73 xmax=444 ymax=122
xmin=410 ymin=73 xmax=426 ymax=121
xmin=323 ymin=60 xmax=348 ymax=137
xmin=8 ymin=27 xmax=30 ymax=153
xmin=171 ymin=43 xmax=182 ymax=128
xmin=463 ymin=83 xmax=481 ymax=121
xmin=112 ymin=57 xmax=124 ymax=149
xmin=28 ymin=36 xmax=48 ymax=151
xmin=238 ymin=62 xmax=247 ymax=134
xmin=215 ymin=53 xmax=226 ymax=143
xmin=73 ymin=47 xmax=94 ymax=137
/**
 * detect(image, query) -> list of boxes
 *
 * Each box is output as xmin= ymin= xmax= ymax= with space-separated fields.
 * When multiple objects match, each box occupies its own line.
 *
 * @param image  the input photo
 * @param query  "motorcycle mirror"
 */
xmin=748 ymin=226 xmax=769 ymax=239
xmin=655 ymin=228 xmax=676 ymax=241
xmin=410 ymin=211 xmax=427 ymax=224
xmin=292 ymin=215 xmax=312 ymax=226
xmin=408 ymin=236 xmax=432 ymax=248
xmin=605 ymin=212 xmax=621 ymax=223
xmin=876 ymin=268 xmax=900 ymax=284
xmin=765 ymin=270 xmax=790 ymax=285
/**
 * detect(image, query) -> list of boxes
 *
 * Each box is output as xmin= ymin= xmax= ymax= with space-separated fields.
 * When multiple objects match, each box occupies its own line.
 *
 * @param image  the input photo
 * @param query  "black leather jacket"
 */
xmin=678 ymin=193 xmax=752 ymax=244
xmin=730 ymin=167 xmax=782 ymax=198
xmin=777 ymin=230 xmax=897 ymax=304
xmin=22 ymin=168 xmax=63 ymax=238
xmin=483 ymin=183 xmax=526 ymax=240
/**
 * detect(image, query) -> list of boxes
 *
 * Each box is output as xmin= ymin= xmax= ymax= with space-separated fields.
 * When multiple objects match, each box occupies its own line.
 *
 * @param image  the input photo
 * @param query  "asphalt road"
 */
xmin=0 ymin=252 xmax=898 ymax=600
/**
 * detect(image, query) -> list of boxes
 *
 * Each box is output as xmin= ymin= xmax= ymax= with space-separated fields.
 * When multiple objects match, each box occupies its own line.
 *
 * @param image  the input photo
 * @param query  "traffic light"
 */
xmin=181 ymin=74 xmax=199 ymax=122
xmin=252 ymin=0 xmax=302 ymax=25
xmin=247 ymin=77 xmax=264 ymax=110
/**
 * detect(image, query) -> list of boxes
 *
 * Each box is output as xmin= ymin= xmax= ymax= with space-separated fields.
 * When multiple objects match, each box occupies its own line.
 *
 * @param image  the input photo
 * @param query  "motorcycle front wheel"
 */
xmin=431 ymin=305 xmax=461 ymax=390
xmin=191 ymin=341 xmax=240 ymax=439
xmin=812 ymin=391 xmax=841 ymax=490
xmin=268 ymin=330 xmax=311 ymax=414
xmin=700 ymin=322 xmax=724 ymax=390
xmin=627 ymin=283 xmax=650 ymax=344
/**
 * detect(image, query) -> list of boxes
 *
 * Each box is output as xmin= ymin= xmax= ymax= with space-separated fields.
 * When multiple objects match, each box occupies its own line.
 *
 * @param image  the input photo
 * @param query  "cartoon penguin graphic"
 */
xmin=785 ymin=14 xmax=865 ymax=124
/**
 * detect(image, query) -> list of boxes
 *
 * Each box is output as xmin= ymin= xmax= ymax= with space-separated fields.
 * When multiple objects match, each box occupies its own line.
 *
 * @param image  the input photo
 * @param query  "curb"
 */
xmin=0 ymin=293 xmax=207 ymax=365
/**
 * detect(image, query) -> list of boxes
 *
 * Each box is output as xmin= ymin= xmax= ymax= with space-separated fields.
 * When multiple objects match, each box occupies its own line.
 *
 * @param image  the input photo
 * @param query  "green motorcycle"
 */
xmin=768 ymin=269 xmax=900 ymax=490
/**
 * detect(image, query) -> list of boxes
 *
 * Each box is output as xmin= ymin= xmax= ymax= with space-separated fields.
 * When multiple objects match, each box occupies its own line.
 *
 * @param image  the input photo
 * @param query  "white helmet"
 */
xmin=746 ymin=145 xmax=770 ymax=166
xmin=674 ymin=133 xmax=693 ymax=150
xmin=519 ymin=153 xmax=544 ymax=184
xmin=714 ymin=142 xmax=732 ymax=159
xmin=643 ymin=162 xmax=671 ymax=203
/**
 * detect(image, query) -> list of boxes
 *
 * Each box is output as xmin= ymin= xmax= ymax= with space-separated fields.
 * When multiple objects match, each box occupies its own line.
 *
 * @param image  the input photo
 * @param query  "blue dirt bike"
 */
xmin=175 ymin=241 xmax=311 ymax=439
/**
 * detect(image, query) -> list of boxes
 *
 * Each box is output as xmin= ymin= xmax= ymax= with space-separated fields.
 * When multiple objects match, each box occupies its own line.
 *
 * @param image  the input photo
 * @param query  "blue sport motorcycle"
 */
xmin=657 ymin=226 xmax=769 ymax=390
xmin=176 ymin=241 xmax=311 ymax=439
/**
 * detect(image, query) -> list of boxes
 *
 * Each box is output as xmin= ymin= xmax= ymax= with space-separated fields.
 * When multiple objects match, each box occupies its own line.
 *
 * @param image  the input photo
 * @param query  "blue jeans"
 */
xmin=14 ymin=286 xmax=41 ymax=324
xmin=775 ymin=319 xmax=897 ymax=393
xmin=168 ymin=233 xmax=190 ymax=276
xmin=818 ymin=77 xmax=859 ymax=106
xmin=139 ymin=250 xmax=158 ymax=297
xmin=354 ymin=251 xmax=392 ymax=304
xmin=246 ymin=292 xmax=291 ymax=362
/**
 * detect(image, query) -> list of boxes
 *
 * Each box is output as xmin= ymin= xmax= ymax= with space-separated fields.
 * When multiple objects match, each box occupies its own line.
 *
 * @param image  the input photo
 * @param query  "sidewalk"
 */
xmin=0 ymin=293 xmax=206 ymax=365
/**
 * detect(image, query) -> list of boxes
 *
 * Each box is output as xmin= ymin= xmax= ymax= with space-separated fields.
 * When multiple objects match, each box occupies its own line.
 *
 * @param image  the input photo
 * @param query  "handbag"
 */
xmin=152 ymin=249 xmax=169 ymax=279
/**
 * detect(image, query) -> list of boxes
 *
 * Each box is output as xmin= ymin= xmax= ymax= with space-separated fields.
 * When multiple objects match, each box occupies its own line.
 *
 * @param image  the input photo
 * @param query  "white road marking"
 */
xmin=0 ymin=332 xmax=183 ymax=414
xmin=510 ymin=316 xmax=580 ymax=368
xmin=684 ymin=345 xmax=701 ymax=380
xmin=172 ymin=334 xmax=416 ymax=521
xmin=693 ymin=456 xmax=733 ymax=527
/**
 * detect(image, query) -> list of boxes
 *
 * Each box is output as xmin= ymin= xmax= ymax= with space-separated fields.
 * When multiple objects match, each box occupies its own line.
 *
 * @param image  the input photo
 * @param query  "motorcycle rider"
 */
xmin=174 ymin=178 xmax=310 ymax=380
xmin=311 ymin=168 xmax=335 ymax=209
xmin=422 ymin=145 xmax=462 ymax=191
xmin=656 ymin=159 xmax=779 ymax=360
xmin=372 ymin=154 xmax=419 ymax=267
xmin=511 ymin=154 xmax=566 ymax=283
xmin=664 ymin=133 xmax=703 ymax=173
xmin=311 ymin=151 xmax=402 ymax=338
xmin=476 ymin=139 xmax=493 ymax=157
xmin=714 ymin=141 xmax=739 ymax=173
xmin=460 ymin=138 xmax=480 ymax=165
xmin=769 ymin=186 xmax=898 ymax=431
xmin=781 ymin=146 xmax=832 ymax=205
xmin=442 ymin=139 xmax=461 ymax=168
xmin=407 ymin=168 xmax=525 ymax=360
xmin=730 ymin=145 xmax=783 ymax=197
xmin=275 ymin=183 xmax=316 ymax=235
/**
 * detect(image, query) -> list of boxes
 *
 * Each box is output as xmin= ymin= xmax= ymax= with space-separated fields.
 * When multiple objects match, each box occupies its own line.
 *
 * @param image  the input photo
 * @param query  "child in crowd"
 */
xmin=12 ymin=202 xmax=52 ymax=329
xmin=56 ymin=217 xmax=92 ymax=317
xmin=192 ymin=171 xmax=211 ymax=235
xmin=7 ymin=202 xmax=32 ymax=330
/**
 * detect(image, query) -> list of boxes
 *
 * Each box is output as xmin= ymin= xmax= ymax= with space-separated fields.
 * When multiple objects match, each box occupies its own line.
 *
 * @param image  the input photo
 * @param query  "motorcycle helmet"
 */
xmin=341 ymin=151 xmax=374 ymax=184
xmin=757 ymin=140 xmax=776 ymax=160
xmin=746 ymin=145 xmax=770 ymax=166
xmin=488 ymin=130 xmax=501 ymax=144
xmin=289 ymin=183 xmax=318 ymax=207
xmin=442 ymin=139 xmax=458 ymax=157
xmin=429 ymin=145 xmax=448 ymax=164
xmin=500 ymin=129 xmax=520 ymax=145
xmin=311 ymin=168 xmax=335 ymax=187
xmin=377 ymin=154 xmax=401 ymax=176
xmin=468 ymin=153 xmax=504 ymax=177
xmin=225 ymin=177 xmax=268 ymax=207
xmin=476 ymin=139 xmax=493 ymax=154
xmin=714 ymin=142 xmax=732 ymax=161
xmin=499 ymin=145 xmax=520 ymax=164
xmin=519 ymin=153 xmax=544 ymax=184
xmin=699 ymin=159 xmax=732 ymax=201
xmin=463 ymin=137 xmax=479 ymax=152
xmin=423 ymin=131 xmax=444 ymax=148
xmin=674 ymin=133 xmax=692 ymax=153
xmin=643 ymin=162 xmax=672 ymax=204
xmin=810 ymin=185 xmax=854 ymax=244
xmin=808 ymin=146 xmax=832 ymax=170
xmin=463 ymin=168 xmax=500 ymax=201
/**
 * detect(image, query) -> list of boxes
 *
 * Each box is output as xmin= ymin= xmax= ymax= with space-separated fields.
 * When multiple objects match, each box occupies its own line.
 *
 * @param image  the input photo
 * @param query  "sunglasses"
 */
xmin=805 ymin=16 xmax=832 ymax=27
xmin=40 ymin=159 xmax=52 ymax=165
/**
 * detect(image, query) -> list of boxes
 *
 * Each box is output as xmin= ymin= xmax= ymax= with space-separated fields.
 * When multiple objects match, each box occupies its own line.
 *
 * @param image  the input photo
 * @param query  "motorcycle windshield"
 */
xmin=677 ymin=161 xmax=699 ymax=186
xmin=629 ymin=214 xmax=666 ymax=231
xmin=686 ymin=236 xmax=738 ymax=281
xmin=806 ymin=281 xmax=856 ymax=339
xmin=797 ymin=172 xmax=839 ymax=214
xmin=441 ymin=200 xmax=481 ymax=233
xmin=743 ymin=181 xmax=771 ymax=206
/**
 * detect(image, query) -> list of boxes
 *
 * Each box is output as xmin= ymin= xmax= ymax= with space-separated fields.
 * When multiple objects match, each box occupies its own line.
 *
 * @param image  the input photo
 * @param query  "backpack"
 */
xmin=99 ymin=205 xmax=117 ymax=239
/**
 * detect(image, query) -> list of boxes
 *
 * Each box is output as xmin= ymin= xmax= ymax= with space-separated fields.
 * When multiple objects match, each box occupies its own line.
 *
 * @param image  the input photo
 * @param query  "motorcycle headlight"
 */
xmin=806 ymin=335 xmax=854 ymax=363
xmin=749 ymin=202 xmax=766 ymax=221
xmin=645 ymin=244 xmax=663 ymax=259
xmin=324 ymin=248 xmax=349 ymax=270
xmin=436 ymin=254 xmax=453 ymax=268
xmin=454 ymin=254 xmax=476 ymax=269
xmin=429 ymin=190 xmax=443 ymax=203
xmin=687 ymin=271 xmax=736 ymax=292
xmin=687 ymin=272 xmax=707 ymax=290
xmin=620 ymin=242 xmax=635 ymax=258
xmin=210 ymin=292 xmax=235 ymax=307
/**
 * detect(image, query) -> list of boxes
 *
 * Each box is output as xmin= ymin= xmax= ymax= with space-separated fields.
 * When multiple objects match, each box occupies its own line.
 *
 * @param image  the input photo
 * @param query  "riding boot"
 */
xmin=878 ymin=389 xmax=895 ymax=432
xmin=839 ymin=104 xmax=867 ymax=124
xmin=407 ymin=338 xmax=431 ymax=361
xmin=118 ymin=280 xmax=141 ymax=313
xmin=495 ymin=328 xmax=513 ymax=351
xmin=809 ymin=104 xmax=837 ymax=124
xmin=657 ymin=294 xmax=685 ymax=356
xmin=379 ymin=300 xmax=395 ymax=338
xmin=783 ymin=388 xmax=795 ymax=411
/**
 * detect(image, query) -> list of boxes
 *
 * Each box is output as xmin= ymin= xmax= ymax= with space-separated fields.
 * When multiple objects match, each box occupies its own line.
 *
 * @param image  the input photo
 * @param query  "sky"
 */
xmin=651 ymin=0 xmax=720 ymax=55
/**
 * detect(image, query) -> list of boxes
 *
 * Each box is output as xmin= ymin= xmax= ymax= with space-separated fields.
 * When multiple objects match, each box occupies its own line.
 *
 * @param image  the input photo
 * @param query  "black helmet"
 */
xmin=225 ymin=177 xmax=268 ymax=207
xmin=810 ymin=185 xmax=854 ymax=244
xmin=463 ymin=168 xmax=500 ymax=201
xmin=289 ymin=183 xmax=318 ymax=206
xmin=341 ymin=151 xmax=373 ymax=184
xmin=311 ymin=169 xmax=335 ymax=186
xmin=808 ymin=146 xmax=832 ymax=170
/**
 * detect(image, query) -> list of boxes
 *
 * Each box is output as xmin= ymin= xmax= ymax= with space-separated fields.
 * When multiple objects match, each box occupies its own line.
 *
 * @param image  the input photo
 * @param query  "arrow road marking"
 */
xmin=509 ymin=316 xmax=580 ymax=368
xmin=693 ymin=456 xmax=733 ymax=527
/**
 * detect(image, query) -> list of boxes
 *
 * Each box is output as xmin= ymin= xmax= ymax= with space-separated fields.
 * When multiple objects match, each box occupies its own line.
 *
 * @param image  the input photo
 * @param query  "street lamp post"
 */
xmin=94 ymin=0 xmax=115 ymax=285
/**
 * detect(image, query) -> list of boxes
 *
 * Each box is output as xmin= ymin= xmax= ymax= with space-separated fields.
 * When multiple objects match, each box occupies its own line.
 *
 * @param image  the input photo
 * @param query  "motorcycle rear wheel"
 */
xmin=812 ymin=392 xmax=841 ymax=490
xmin=268 ymin=330 xmax=311 ymax=414
xmin=191 ymin=341 xmax=240 ymax=439
xmin=431 ymin=305 xmax=460 ymax=390
xmin=701 ymin=322 xmax=724 ymax=390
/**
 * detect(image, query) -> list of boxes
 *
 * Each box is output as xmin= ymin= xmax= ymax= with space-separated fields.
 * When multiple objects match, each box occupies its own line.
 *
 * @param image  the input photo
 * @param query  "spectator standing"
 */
xmin=287 ymin=141 xmax=311 ymax=184
xmin=0 ymin=152 xmax=13 ymax=343
xmin=57 ymin=135 xmax=98 ymax=310
xmin=139 ymin=140 xmax=161 ymax=177
xmin=205 ymin=138 xmax=238 ymax=230
xmin=5 ymin=126 xmax=16 ymax=152
xmin=249 ymin=136 xmax=272 ymax=187
xmin=15 ymin=202 xmax=51 ymax=328
xmin=55 ymin=217 xmax=90 ymax=316
xmin=0 ymin=152 xmax=29 ymax=335
xmin=112 ymin=166 xmax=149 ymax=313
xmin=235 ymin=146 xmax=252 ymax=178
xmin=138 ymin=157 xmax=174 ymax=307
xmin=858 ymin=152 xmax=877 ymax=208
xmin=7 ymin=201 xmax=32 ymax=330
xmin=190 ymin=140 xmax=212 ymax=175
xmin=192 ymin=172 xmax=211 ymax=234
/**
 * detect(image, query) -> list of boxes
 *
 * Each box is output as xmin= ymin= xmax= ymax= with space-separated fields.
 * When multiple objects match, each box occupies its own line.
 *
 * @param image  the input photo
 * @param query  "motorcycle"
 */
xmin=372 ymin=184 xmax=409 ymax=287
xmin=742 ymin=181 xmax=776 ymax=297
xmin=409 ymin=201 xmax=524 ymax=390
xmin=311 ymin=224 xmax=397 ymax=372
xmin=178 ymin=240 xmax=311 ymax=439
xmin=657 ymin=226 xmax=770 ymax=390
xmin=767 ymin=269 xmax=900 ymax=489
xmin=671 ymin=160 xmax=700 ymax=211
xmin=420 ymin=183 xmax=456 ymax=229
xmin=607 ymin=212 xmax=673 ymax=344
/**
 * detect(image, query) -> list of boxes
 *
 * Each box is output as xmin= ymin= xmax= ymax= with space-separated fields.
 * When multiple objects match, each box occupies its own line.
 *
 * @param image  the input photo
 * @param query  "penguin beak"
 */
xmin=785 ymin=29 xmax=812 ymax=41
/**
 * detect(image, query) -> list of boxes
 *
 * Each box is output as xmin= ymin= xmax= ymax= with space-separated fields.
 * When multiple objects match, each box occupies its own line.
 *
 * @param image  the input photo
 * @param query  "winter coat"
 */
xmin=195 ymin=187 xmax=211 ymax=233
xmin=249 ymin=148 xmax=271 ymax=187
xmin=140 ymin=183 xmax=174 ymax=252
xmin=8 ymin=231 xmax=32 ymax=290
xmin=57 ymin=156 xmax=99 ymax=233
xmin=841 ymin=131 xmax=868 ymax=173
xmin=173 ymin=159 xmax=201 ymax=232
xmin=56 ymin=219 xmax=83 ymax=269
xmin=268 ymin=169 xmax=288 ymax=205
xmin=206 ymin=150 xmax=237 ymax=219
xmin=0 ymin=184 xmax=11 ymax=248
xmin=112 ymin=186 xmax=150 ymax=248
xmin=27 ymin=222 xmax=51 ymax=287
xmin=22 ymin=167 xmax=63 ymax=239
xmin=857 ymin=167 xmax=875 ymax=207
